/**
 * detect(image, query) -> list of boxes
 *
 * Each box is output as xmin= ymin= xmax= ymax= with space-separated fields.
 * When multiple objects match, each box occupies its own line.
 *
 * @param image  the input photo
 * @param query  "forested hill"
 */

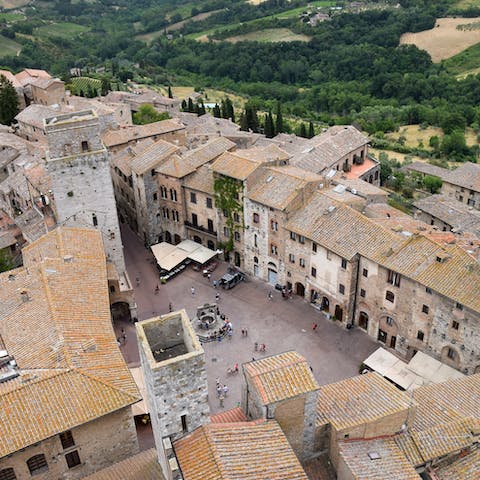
xmin=1 ymin=0 xmax=480 ymax=136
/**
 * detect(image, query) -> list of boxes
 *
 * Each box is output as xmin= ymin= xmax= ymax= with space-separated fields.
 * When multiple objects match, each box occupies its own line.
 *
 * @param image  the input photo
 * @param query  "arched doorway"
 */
xmin=441 ymin=346 xmax=461 ymax=369
xmin=267 ymin=262 xmax=277 ymax=285
xmin=358 ymin=311 xmax=369 ymax=330
xmin=253 ymin=256 xmax=259 ymax=277
xmin=334 ymin=305 xmax=343 ymax=322
xmin=165 ymin=231 xmax=172 ymax=244
xmin=295 ymin=282 xmax=305 ymax=297
xmin=310 ymin=289 xmax=318 ymax=303
xmin=111 ymin=302 xmax=131 ymax=322
xmin=193 ymin=235 xmax=202 ymax=244
xmin=174 ymin=234 xmax=181 ymax=245
xmin=321 ymin=296 xmax=330 ymax=312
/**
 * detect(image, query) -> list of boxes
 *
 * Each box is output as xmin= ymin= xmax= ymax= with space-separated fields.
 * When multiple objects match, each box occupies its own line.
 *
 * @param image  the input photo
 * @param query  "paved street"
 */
xmin=117 ymin=225 xmax=378 ymax=415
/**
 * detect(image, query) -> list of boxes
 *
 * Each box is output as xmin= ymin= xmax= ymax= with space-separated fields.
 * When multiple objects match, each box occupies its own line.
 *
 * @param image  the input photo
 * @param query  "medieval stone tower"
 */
xmin=136 ymin=310 xmax=210 ymax=480
xmin=45 ymin=110 xmax=126 ymax=274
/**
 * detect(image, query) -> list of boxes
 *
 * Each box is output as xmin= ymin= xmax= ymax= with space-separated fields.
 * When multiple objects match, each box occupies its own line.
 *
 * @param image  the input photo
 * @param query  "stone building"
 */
xmin=243 ymin=165 xmax=323 ymax=287
xmin=405 ymin=161 xmax=480 ymax=210
xmin=30 ymin=78 xmax=66 ymax=106
xmin=44 ymin=110 xmax=135 ymax=318
xmin=242 ymin=351 xmax=320 ymax=461
xmin=0 ymin=227 xmax=140 ymax=480
xmin=136 ymin=310 xmax=210 ymax=480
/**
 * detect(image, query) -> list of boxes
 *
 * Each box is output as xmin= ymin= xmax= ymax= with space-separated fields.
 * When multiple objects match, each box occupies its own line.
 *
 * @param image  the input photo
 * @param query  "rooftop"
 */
xmin=0 ymin=227 xmax=140 ymax=458
xmin=174 ymin=420 xmax=309 ymax=480
xmin=243 ymin=351 xmax=319 ymax=405
xmin=130 ymin=139 xmax=180 ymax=175
xmin=316 ymin=372 xmax=411 ymax=430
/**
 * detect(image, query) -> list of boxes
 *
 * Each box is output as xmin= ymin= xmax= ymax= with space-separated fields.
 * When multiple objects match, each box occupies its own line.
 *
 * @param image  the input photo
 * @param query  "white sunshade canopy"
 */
xmin=151 ymin=240 xmax=217 ymax=272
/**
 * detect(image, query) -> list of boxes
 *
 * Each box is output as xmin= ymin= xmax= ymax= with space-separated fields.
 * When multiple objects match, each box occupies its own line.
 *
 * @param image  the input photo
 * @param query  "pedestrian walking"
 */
xmin=122 ymin=333 xmax=127 ymax=344
xmin=259 ymin=343 xmax=266 ymax=352
xmin=207 ymin=273 xmax=211 ymax=281
xmin=254 ymin=342 xmax=258 ymax=351
xmin=312 ymin=323 xmax=318 ymax=331
xmin=216 ymin=377 xmax=220 ymax=388
xmin=213 ymin=279 xmax=217 ymax=289
xmin=228 ymin=329 xmax=233 ymax=340
xmin=191 ymin=286 xmax=195 ymax=296
xmin=168 ymin=302 xmax=173 ymax=312
xmin=219 ymin=394 xmax=225 ymax=408
xmin=244 ymin=328 xmax=248 ymax=337
xmin=215 ymin=292 xmax=220 ymax=301
xmin=135 ymin=276 xmax=140 ymax=286
xmin=155 ymin=285 xmax=159 ymax=294
xmin=268 ymin=291 xmax=273 ymax=300
xmin=241 ymin=329 xmax=245 ymax=336
xmin=223 ymin=384 xmax=229 ymax=397
xmin=217 ymin=384 xmax=222 ymax=397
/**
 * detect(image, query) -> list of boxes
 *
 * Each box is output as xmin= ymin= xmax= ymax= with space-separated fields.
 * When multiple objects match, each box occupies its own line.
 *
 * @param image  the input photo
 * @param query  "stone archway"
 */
xmin=441 ymin=345 xmax=461 ymax=369
xmin=321 ymin=296 xmax=330 ymax=312
xmin=193 ymin=235 xmax=202 ymax=244
xmin=111 ymin=302 xmax=131 ymax=323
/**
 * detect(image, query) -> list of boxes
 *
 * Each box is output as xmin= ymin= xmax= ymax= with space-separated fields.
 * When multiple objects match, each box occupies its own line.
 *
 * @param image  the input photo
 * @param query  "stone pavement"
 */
xmin=118 ymin=225 xmax=378 ymax=416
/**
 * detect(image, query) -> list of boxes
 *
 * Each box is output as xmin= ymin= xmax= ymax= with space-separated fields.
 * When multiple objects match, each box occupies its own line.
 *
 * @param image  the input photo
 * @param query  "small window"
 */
xmin=0 ymin=468 xmax=16 ymax=480
xmin=422 ymin=305 xmax=429 ymax=314
xmin=153 ymin=192 xmax=158 ymax=201
xmin=341 ymin=258 xmax=347 ymax=269
xmin=59 ymin=430 xmax=75 ymax=449
xmin=27 ymin=454 xmax=48 ymax=475
xmin=387 ymin=270 xmax=401 ymax=287
xmin=223 ymin=209 xmax=228 ymax=218
xmin=299 ymin=258 xmax=305 ymax=268
xmin=417 ymin=330 xmax=424 ymax=341
xmin=271 ymin=220 xmax=278 ymax=231
xmin=234 ymin=231 xmax=240 ymax=242
xmin=289 ymin=253 xmax=295 ymax=263
xmin=151 ymin=169 xmax=155 ymax=177
xmin=181 ymin=414 xmax=188 ymax=433
xmin=360 ymin=288 xmax=366 ymax=298
xmin=223 ymin=227 xmax=229 ymax=237
xmin=447 ymin=347 xmax=456 ymax=359
xmin=385 ymin=291 xmax=395 ymax=303
xmin=299 ymin=235 xmax=305 ymax=244
xmin=65 ymin=450 xmax=81 ymax=469
xmin=311 ymin=267 xmax=316 ymax=277
xmin=191 ymin=213 xmax=198 ymax=226
xmin=452 ymin=320 xmax=459 ymax=330
xmin=290 ymin=231 xmax=296 ymax=241
xmin=326 ymin=250 xmax=332 ymax=260
xmin=254 ymin=234 xmax=257 ymax=247
xmin=339 ymin=284 xmax=345 ymax=294
xmin=206 ymin=197 xmax=213 ymax=209
xmin=426 ymin=287 xmax=432 ymax=294
xmin=234 ymin=212 xmax=240 ymax=223
xmin=109 ymin=285 xmax=115 ymax=294
xmin=456 ymin=302 xmax=463 ymax=310
xmin=386 ymin=316 xmax=393 ymax=326
xmin=208 ymin=219 xmax=214 ymax=232
xmin=253 ymin=213 xmax=259 ymax=224
xmin=312 ymin=242 xmax=317 ymax=253
xmin=190 ymin=192 xmax=197 ymax=204
xmin=81 ymin=141 xmax=88 ymax=152
xmin=271 ymin=244 xmax=278 ymax=255
xmin=362 ymin=268 xmax=368 ymax=278
xmin=92 ymin=213 xmax=98 ymax=227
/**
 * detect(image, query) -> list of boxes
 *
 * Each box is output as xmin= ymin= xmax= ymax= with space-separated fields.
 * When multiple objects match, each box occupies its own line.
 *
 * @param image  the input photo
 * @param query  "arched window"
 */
xmin=385 ymin=290 xmax=395 ymax=303
xmin=359 ymin=311 xmax=369 ymax=330
xmin=254 ymin=256 xmax=258 ymax=264
xmin=92 ymin=213 xmax=98 ymax=227
xmin=27 ymin=454 xmax=48 ymax=475
xmin=0 ymin=468 xmax=17 ymax=480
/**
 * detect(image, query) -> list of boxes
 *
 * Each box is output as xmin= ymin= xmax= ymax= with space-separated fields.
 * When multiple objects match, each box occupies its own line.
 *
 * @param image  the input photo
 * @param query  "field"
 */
xmin=453 ymin=0 xmax=480 ymax=9
xmin=386 ymin=124 xmax=478 ymax=150
xmin=444 ymin=42 xmax=480 ymax=76
xmin=0 ymin=35 xmax=22 ymax=57
xmin=370 ymin=148 xmax=425 ymax=165
xmin=35 ymin=22 xmax=90 ymax=39
xmin=70 ymin=77 xmax=101 ymax=96
xmin=0 ymin=12 xmax=23 ymax=22
xmin=225 ymin=28 xmax=311 ymax=43
xmin=0 ymin=0 xmax=29 ymax=8
xmin=400 ymin=17 xmax=480 ymax=62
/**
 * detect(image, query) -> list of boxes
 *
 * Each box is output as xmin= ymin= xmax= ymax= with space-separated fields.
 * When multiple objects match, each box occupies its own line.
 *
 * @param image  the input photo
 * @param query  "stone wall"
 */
xmin=442 ymin=181 xmax=480 ymax=211
xmin=0 ymin=407 xmax=138 ymax=480
xmin=157 ymin=174 xmax=187 ymax=244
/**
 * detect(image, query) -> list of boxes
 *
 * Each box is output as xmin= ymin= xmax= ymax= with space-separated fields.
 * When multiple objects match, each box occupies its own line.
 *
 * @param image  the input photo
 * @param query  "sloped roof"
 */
xmin=0 ymin=69 xmax=21 ymax=88
xmin=130 ymin=139 xmax=179 ymax=175
xmin=445 ymin=162 xmax=480 ymax=191
xmin=15 ymin=68 xmax=51 ymax=87
xmin=243 ymin=351 xmax=319 ymax=405
xmin=83 ymin=448 xmax=164 ymax=480
xmin=211 ymin=151 xmax=261 ymax=180
xmin=15 ymin=104 xmax=58 ymax=129
xmin=316 ymin=372 xmax=411 ymax=430
xmin=183 ymin=165 xmax=214 ymax=194
xmin=338 ymin=438 xmax=421 ymax=480
xmin=102 ymin=119 xmax=185 ymax=148
xmin=247 ymin=165 xmax=322 ymax=211
xmin=174 ymin=420 xmax=309 ymax=480
xmin=434 ymin=448 xmax=480 ymax=480
xmin=0 ymin=227 xmax=140 ymax=458
xmin=210 ymin=407 xmax=247 ymax=424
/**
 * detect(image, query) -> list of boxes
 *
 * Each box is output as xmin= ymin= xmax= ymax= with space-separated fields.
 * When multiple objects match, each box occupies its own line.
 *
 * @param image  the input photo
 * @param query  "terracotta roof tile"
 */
xmin=316 ymin=372 xmax=411 ymax=430
xmin=434 ymin=448 xmax=480 ymax=480
xmin=83 ymin=448 xmax=164 ymax=480
xmin=243 ymin=351 xmax=319 ymax=405
xmin=183 ymin=165 xmax=214 ymax=194
xmin=0 ymin=227 xmax=140 ymax=457
xmin=210 ymin=407 xmax=247 ymax=423
xmin=130 ymin=139 xmax=179 ymax=175
xmin=174 ymin=420 xmax=308 ymax=480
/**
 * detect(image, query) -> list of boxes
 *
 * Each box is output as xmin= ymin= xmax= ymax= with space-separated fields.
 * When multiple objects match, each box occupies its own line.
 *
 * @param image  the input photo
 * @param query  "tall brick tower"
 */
xmin=45 ymin=110 xmax=126 ymax=274
xmin=136 ymin=310 xmax=210 ymax=480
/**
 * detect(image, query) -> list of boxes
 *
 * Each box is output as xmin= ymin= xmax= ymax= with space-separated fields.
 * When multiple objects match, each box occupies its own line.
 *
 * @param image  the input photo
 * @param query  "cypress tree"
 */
xmin=213 ymin=103 xmax=221 ymax=118
xmin=101 ymin=78 xmax=111 ymax=96
xmin=308 ymin=121 xmax=315 ymax=138
xmin=225 ymin=97 xmax=234 ymax=122
xmin=239 ymin=112 xmax=248 ymax=131
xmin=181 ymin=99 xmax=187 ymax=111
xmin=168 ymin=85 xmax=173 ymax=99
xmin=264 ymin=111 xmax=274 ymax=138
xmin=187 ymin=97 xmax=194 ymax=113
xmin=0 ymin=75 xmax=19 ymax=125
xmin=299 ymin=123 xmax=307 ymax=138
xmin=197 ymin=101 xmax=206 ymax=116
xmin=275 ymin=101 xmax=283 ymax=134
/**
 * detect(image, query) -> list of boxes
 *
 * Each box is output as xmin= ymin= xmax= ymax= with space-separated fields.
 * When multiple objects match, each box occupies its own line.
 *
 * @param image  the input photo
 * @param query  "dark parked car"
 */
xmin=219 ymin=269 xmax=245 ymax=289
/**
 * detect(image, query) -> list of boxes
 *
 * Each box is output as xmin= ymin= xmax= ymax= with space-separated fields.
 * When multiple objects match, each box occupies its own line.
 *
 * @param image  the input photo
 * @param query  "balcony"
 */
xmin=184 ymin=221 xmax=217 ymax=237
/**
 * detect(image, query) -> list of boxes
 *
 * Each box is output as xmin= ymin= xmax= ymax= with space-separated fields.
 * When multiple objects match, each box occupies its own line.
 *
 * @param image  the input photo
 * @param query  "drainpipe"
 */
xmin=350 ymin=255 xmax=361 ymax=327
